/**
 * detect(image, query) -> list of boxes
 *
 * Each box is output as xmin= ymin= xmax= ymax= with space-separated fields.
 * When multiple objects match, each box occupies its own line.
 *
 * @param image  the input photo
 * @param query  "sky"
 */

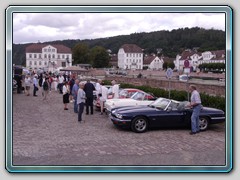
xmin=13 ymin=13 xmax=225 ymax=44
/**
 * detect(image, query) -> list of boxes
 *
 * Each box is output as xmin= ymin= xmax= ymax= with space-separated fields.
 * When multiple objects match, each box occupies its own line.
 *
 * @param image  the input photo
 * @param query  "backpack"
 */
xmin=43 ymin=81 xmax=49 ymax=91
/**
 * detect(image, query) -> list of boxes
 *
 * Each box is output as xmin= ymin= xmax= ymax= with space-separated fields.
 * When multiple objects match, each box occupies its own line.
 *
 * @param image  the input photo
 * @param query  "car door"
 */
xmin=150 ymin=102 xmax=187 ymax=128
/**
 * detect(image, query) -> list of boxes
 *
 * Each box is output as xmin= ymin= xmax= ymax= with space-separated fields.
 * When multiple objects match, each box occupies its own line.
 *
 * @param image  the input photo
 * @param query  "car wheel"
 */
xmin=131 ymin=116 xmax=148 ymax=133
xmin=199 ymin=116 xmax=209 ymax=131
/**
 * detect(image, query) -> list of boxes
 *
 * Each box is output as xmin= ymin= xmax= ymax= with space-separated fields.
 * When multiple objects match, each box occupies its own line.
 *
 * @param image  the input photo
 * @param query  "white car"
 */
xmin=105 ymin=91 xmax=156 ymax=112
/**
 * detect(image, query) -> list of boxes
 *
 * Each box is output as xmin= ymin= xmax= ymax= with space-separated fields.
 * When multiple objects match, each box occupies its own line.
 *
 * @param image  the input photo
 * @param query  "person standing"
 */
xmin=77 ymin=82 xmax=86 ymax=123
xmin=62 ymin=81 xmax=70 ymax=110
xmin=58 ymin=74 xmax=64 ymax=94
xmin=24 ymin=73 xmax=31 ymax=96
xmin=72 ymin=79 xmax=80 ymax=113
xmin=32 ymin=74 xmax=38 ymax=96
xmin=95 ymin=79 xmax=102 ymax=98
xmin=111 ymin=80 xmax=119 ymax=99
xmin=42 ymin=77 xmax=50 ymax=100
xmin=99 ymin=81 xmax=108 ymax=115
xmin=189 ymin=85 xmax=202 ymax=135
xmin=83 ymin=80 xmax=95 ymax=115
xmin=52 ymin=75 xmax=58 ymax=91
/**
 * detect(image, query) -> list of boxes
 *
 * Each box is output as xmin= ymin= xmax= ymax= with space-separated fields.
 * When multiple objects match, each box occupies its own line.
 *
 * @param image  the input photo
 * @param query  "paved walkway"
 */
xmin=12 ymin=89 xmax=226 ymax=166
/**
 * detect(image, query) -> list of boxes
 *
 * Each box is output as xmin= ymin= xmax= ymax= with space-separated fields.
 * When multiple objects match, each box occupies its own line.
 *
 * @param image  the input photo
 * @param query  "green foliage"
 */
xmin=103 ymin=80 xmax=225 ymax=112
xmin=163 ymin=61 xmax=175 ymax=70
xmin=90 ymin=46 xmax=110 ymax=68
xmin=72 ymin=43 xmax=89 ymax=64
xmin=13 ymin=27 xmax=225 ymax=66
xmin=198 ymin=63 xmax=225 ymax=72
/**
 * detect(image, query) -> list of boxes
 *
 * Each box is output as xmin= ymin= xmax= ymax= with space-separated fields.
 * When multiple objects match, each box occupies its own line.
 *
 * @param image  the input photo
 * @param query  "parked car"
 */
xmin=95 ymin=88 xmax=154 ymax=110
xmin=109 ymin=97 xmax=225 ymax=133
xmin=179 ymin=74 xmax=190 ymax=82
xmin=105 ymin=91 xmax=157 ymax=112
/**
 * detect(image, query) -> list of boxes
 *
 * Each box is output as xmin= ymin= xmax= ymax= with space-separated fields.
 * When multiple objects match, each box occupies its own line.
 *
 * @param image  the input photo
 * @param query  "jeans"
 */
xmin=74 ymin=97 xmax=78 ymax=113
xmin=191 ymin=104 xmax=201 ymax=132
xmin=78 ymin=103 xmax=84 ymax=121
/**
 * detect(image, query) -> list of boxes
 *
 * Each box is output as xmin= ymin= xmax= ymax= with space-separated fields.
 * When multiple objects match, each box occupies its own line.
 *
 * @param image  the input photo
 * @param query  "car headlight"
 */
xmin=111 ymin=109 xmax=116 ymax=114
xmin=115 ymin=113 xmax=123 ymax=119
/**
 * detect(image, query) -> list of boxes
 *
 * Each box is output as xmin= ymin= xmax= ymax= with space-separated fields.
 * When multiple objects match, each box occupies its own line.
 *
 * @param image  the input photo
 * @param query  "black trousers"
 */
xmin=78 ymin=103 xmax=85 ymax=121
xmin=85 ymin=97 xmax=94 ymax=114
xmin=33 ymin=85 xmax=38 ymax=96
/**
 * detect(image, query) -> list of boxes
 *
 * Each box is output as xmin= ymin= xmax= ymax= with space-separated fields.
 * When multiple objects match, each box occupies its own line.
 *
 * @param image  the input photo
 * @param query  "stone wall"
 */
xmin=105 ymin=76 xmax=225 ymax=97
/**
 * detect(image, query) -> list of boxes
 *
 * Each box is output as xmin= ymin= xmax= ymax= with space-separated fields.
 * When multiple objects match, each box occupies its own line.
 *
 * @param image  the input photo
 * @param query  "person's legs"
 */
xmin=74 ymin=98 xmax=78 ymax=113
xmin=90 ymin=97 xmax=94 ymax=114
xmin=78 ymin=103 xmax=84 ymax=122
xmin=191 ymin=108 xmax=198 ymax=133
xmin=195 ymin=105 xmax=201 ymax=132
xmin=85 ymin=98 xmax=89 ymax=114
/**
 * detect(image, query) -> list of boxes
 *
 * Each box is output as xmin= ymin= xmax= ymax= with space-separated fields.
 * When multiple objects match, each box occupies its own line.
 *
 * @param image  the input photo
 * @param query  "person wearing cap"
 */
xmin=32 ymin=74 xmax=38 ymax=96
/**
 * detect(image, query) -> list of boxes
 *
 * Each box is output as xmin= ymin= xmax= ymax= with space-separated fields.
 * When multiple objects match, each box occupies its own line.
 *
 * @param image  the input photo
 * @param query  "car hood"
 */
xmin=113 ymin=105 xmax=159 ymax=114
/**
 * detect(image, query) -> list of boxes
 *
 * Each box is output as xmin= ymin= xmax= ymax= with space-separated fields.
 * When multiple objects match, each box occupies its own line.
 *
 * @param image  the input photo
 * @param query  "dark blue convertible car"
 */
xmin=110 ymin=98 xmax=225 ymax=133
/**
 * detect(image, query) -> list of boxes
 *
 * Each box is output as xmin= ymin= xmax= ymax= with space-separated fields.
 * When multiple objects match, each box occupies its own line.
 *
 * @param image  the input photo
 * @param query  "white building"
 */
xmin=174 ymin=49 xmax=225 ymax=71
xmin=118 ymin=44 xmax=143 ymax=70
xmin=143 ymin=55 xmax=164 ymax=70
xmin=26 ymin=44 xmax=72 ymax=72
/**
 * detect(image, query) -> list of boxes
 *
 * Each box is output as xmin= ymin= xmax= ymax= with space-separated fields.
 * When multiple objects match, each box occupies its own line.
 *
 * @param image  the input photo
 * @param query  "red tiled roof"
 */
xmin=210 ymin=50 xmax=225 ymax=60
xmin=120 ymin=44 xmax=142 ymax=53
xmin=143 ymin=56 xmax=156 ymax=65
xmin=26 ymin=44 xmax=72 ymax=53
xmin=179 ymin=50 xmax=201 ymax=60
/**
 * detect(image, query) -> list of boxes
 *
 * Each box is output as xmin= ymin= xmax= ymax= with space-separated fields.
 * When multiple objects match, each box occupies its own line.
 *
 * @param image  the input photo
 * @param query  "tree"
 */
xmin=90 ymin=46 xmax=110 ymax=68
xmin=72 ymin=43 xmax=89 ymax=65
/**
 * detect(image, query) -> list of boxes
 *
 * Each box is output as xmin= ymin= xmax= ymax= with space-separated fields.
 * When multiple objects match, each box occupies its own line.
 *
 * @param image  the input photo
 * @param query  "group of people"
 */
xmin=18 ymin=72 xmax=201 ymax=134
xmin=72 ymin=79 xmax=119 ymax=123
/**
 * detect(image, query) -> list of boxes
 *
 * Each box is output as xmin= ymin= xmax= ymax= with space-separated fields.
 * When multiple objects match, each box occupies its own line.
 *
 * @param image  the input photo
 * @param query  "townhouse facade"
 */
xmin=143 ymin=55 xmax=164 ymax=70
xmin=174 ymin=49 xmax=225 ymax=71
xmin=118 ymin=44 xmax=143 ymax=70
xmin=25 ymin=44 xmax=72 ymax=72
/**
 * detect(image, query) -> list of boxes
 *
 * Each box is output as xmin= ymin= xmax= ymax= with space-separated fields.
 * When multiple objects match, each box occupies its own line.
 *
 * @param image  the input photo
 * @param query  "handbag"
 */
xmin=35 ymin=86 xmax=39 ymax=91
xmin=98 ymin=93 xmax=102 ymax=97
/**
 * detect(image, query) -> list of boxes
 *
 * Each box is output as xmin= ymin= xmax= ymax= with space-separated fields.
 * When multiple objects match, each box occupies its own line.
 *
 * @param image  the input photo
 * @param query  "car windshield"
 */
xmin=149 ymin=98 xmax=188 ymax=110
xmin=131 ymin=91 xmax=145 ymax=101
xmin=149 ymin=98 xmax=171 ymax=110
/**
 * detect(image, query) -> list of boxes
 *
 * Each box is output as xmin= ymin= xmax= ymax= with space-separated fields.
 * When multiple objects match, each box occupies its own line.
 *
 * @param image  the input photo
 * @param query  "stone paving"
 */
xmin=12 ymin=89 xmax=226 ymax=166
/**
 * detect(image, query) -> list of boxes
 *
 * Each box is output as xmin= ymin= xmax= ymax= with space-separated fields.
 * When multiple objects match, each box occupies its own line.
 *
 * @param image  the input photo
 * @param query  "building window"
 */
xmin=34 ymin=61 xmax=37 ymax=65
xmin=39 ymin=61 xmax=42 ymax=66
xmin=62 ymin=62 xmax=66 ymax=67
xmin=48 ymin=54 xmax=51 ymax=59
xmin=62 ymin=55 xmax=65 ymax=59
xmin=39 ymin=54 xmax=41 ymax=58
xmin=29 ymin=61 xmax=32 ymax=65
xmin=29 ymin=54 xmax=32 ymax=58
xmin=44 ymin=61 xmax=47 ymax=66
xmin=52 ymin=54 xmax=55 ymax=59
xmin=52 ymin=49 xmax=55 ymax=52
xmin=34 ymin=54 xmax=37 ymax=58
xmin=44 ymin=54 xmax=47 ymax=58
xmin=58 ymin=55 xmax=60 ymax=59
xmin=48 ymin=48 xmax=51 ymax=52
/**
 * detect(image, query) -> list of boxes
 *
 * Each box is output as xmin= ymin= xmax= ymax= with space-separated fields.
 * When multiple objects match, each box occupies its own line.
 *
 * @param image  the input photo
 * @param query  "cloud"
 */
xmin=13 ymin=13 xmax=225 ymax=44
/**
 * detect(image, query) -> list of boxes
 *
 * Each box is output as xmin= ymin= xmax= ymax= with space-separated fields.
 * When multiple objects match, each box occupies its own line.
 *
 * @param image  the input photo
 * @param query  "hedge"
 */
xmin=103 ymin=80 xmax=225 ymax=112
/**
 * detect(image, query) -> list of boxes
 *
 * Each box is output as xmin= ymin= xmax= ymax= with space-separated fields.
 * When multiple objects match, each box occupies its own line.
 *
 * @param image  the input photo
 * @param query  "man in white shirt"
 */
xmin=99 ymin=82 xmax=108 ymax=115
xmin=58 ymin=74 xmax=64 ymax=94
xmin=111 ymin=80 xmax=119 ymax=99
xmin=95 ymin=79 xmax=102 ymax=98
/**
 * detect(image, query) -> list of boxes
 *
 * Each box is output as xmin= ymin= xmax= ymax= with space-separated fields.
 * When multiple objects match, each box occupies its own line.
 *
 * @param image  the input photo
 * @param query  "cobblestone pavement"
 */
xmin=12 ymin=90 xmax=226 ymax=166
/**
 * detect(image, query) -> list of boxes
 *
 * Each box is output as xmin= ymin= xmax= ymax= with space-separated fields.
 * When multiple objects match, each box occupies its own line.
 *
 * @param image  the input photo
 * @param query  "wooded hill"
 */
xmin=12 ymin=27 xmax=225 ymax=66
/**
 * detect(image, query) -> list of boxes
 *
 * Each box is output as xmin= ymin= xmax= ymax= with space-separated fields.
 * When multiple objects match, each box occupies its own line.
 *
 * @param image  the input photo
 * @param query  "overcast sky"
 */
xmin=13 ymin=13 xmax=225 ymax=44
